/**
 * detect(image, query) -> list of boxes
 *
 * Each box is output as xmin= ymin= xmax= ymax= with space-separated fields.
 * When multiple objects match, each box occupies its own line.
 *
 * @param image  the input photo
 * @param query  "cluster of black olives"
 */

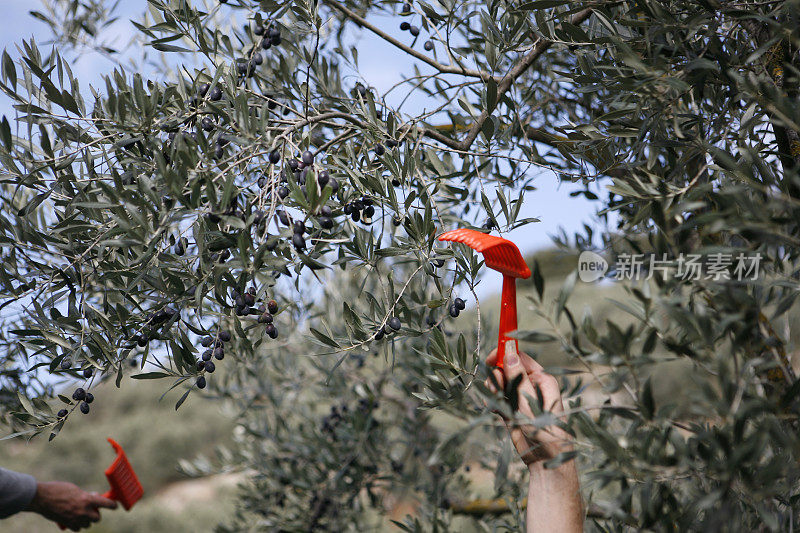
xmin=423 ymin=296 xmax=465 ymax=327
xmin=256 ymin=298 xmax=281 ymax=341
xmin=235 ymin=22 xmax=283 ymax=79
xmin=448 ymin=297 xmax=466 ymax=318
xmin=196 ymin=327 xmax=233 ymax=389
xmin=398 ymin=2 xmax=434 ymax=50
xmin=320 ymin=399 xmax=378 ymax=436
xmin=229 ymin=287 xmax=280 ymax=342
xmin=343 ymin=195 xmax=376 ymax=224
xmin=57 ymin=387 xmax=95 ymax=418
xmin=374 ymin=316 xmax=402 ymax=340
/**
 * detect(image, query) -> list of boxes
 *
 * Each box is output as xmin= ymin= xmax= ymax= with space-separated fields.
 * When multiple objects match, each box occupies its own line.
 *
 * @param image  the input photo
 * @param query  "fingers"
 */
xmin=483 ymin=368 xmax=507 ymax=419
xmin=67 ymin=518 xmax=89 ymax=531
xmin=89 ymin=493 xmax=118 ymax=510
xmin=485 ymin=348 xmax=498 ymax=368
xmin=486 ymin=346 xmax=543 ymax=374
xmin=486 ymin=344 xmax=564 ymax=417
xmin=502 ymin=343 xmax=542 ymax=419
xmin=520 ymin=351 xmax=544 ymax=373
xmin=485 ymin=367 xmax=504 ymax=393
xmin=528 ymin=369 xmax=564 ymax=414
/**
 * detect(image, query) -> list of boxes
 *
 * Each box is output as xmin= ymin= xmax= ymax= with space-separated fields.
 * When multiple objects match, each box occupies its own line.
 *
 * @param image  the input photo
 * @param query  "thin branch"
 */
xmin=457 ymin=8 xmax=594 ymax=153
xmin=742 ymin=19 xmax=800 ymax=181
xmin=324 ymin=1 xmax=495 ymax=82
xmin=448 ymin=498 xmax=637 ymax=525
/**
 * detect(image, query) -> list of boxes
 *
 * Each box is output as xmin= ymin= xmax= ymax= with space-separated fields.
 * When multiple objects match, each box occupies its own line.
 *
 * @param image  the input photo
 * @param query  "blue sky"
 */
xmin=0 ymin=1 xmax=602 ymax=295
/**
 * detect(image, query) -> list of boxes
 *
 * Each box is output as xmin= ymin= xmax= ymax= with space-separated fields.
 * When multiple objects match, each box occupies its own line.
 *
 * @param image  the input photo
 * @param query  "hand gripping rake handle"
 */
xmin=58 ymin=438 xmax=142 ymax=529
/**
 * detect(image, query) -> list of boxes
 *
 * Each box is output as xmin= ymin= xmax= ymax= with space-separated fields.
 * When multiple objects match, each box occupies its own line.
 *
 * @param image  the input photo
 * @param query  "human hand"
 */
xmin=26 ymin=481 xmax=117 ymax=531
xmin=486 ymin=343 xmax=574 ymax=470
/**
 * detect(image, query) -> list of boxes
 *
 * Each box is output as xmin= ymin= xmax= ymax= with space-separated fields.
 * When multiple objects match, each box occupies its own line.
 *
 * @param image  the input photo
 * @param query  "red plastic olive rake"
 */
xmin=438 ymin=228 xmax=531 ymax=368
xmin=58 ymin=438 xmax=143 ymax=529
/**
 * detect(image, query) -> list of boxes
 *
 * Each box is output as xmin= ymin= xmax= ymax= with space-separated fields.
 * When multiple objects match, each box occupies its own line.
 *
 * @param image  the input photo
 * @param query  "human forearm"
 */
xmin=0 ymin=467 xmax=37 ymax=518
xmin=484 ymin=345 xmax=584 ymax=532
xmin=526 ymin=461 xmax=583 ymax=533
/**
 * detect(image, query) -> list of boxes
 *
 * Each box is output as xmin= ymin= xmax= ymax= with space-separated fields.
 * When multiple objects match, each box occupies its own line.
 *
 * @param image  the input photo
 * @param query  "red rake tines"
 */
xmin=102 ymin=438 xmax=143 ymax=510
xmin=438 ymin=228 xmax=531 ymax=369
xmin=57 ymin=438 xmax=142 ymax=530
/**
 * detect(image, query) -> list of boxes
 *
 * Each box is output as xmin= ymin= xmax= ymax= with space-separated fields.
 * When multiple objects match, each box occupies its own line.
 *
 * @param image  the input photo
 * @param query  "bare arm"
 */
xmin=486 ymin=343 xmax=583 ymax=533
xmin=528 ymin=460 xmax=582 ymax=532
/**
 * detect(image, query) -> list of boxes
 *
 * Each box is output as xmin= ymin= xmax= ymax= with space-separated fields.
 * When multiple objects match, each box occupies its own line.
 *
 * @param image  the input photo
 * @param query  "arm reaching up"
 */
xmin=486 ymin=343 xmax=583 ymax=533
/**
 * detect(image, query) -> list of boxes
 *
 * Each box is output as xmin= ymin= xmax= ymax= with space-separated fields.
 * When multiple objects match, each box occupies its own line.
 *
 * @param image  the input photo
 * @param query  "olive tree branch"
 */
xmin=323 ymin=1 xmax=495 ymax=82
xmin=455 ymin=8 xmax=595 ymax=153
xmin=741 ymin=19 xmax=800 ymax=178
xmin=393 ymin=8 xmax=596 ymax=153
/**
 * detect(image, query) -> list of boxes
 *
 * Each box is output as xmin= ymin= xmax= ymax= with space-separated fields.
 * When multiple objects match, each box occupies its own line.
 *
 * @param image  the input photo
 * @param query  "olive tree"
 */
xmin=1 ymin=0 xmax=800 ymax=530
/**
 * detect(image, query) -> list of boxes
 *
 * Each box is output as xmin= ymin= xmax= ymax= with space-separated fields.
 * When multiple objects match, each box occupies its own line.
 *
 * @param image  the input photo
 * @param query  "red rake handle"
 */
xmin=497 ymin=275 xmax=518 ymax=369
